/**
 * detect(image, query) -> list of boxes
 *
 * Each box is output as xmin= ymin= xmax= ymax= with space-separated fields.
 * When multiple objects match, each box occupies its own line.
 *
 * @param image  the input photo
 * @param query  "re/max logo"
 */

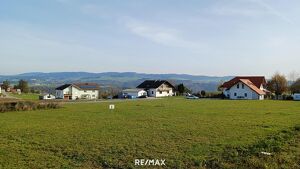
xmin=135 ymin=159 xmax=166 ymax=166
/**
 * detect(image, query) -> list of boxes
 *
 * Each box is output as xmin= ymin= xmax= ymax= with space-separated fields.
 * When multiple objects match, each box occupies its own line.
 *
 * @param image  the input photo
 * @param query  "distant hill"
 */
xmin=0 ymin=72 xmax=233 ymax=92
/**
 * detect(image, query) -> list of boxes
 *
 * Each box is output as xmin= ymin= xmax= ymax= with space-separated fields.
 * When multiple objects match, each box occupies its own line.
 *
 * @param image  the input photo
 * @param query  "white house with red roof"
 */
xmin=221 ymin=76 xmax=267 ymax=100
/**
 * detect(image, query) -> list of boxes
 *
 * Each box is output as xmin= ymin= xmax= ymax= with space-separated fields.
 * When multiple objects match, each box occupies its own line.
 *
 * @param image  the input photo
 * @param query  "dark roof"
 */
xmin=137 ymin=80 xmax=175 ymax=89
xmin=56 ymin=83 xmax=100 ymax=90
xmin=73 ymin=83 xmax=100 ymax=90
xmin=221 ymin=76 xmax=266 ymax=89
xmin=55 ymin=84 xmax=71 ymax=90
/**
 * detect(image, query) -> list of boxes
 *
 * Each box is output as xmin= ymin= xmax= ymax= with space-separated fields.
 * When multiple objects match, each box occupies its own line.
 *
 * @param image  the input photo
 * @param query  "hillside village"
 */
xmin=1 ymin=74 xmax=300 ymax=101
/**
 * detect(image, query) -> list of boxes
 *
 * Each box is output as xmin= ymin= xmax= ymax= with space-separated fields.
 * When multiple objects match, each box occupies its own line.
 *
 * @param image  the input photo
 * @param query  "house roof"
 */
xmin=56 ymin=83 xmax=100 ymax=91
xmin=239 ymin=79 xmax=266 ymax=95
xmin=55 ymin=84 xmax=71 ymax=90
xmin=221 ymin=76 xmax=266 ymax=89
xmin=40 ymin=93 xmax=55 ymax=96
xmin=73 ymin=83 xmax=100 ymax=90
xmin=122 ymin=89 xmax=145 ymax=92
xmin=137 ymin=80 xmax=175 ymax=89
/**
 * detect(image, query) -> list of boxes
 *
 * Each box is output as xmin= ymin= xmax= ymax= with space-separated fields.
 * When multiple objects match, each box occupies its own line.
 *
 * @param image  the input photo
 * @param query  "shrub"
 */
xmin=0 ymin=101 xmax=61 ymax=113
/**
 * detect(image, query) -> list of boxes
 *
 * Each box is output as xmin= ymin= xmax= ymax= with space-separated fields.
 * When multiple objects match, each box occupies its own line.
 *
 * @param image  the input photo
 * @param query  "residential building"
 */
xmin=120 ymin=89 xmax=147 ymax=98
xmin=55 ymin=83 xmax=100 ymax=100
xmin=39 ymin=93 xmax=56 ymax=100
xmin=221 ymin=76 xmax=267 ymax=100
xmin=137 ymin=80 xmax=175 ymax=97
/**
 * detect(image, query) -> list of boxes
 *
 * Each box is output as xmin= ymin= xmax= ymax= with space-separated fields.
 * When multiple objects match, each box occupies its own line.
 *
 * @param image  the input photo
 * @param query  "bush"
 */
xmin=0 ymin=101 xmax=61 ymax=113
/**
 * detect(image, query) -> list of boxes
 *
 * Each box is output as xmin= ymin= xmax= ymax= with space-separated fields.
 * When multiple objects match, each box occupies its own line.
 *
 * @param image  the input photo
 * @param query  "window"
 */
xmin=167 ymin=90 xmax=169 ymax=94
xmin=242 ymin=84 xmax=244 ymax=89
xmin=245 ymin=93 xmax=247 ymax=97
xmin=159 ymin=91 xmax=162 ymax=94
xmin=152 ymin=91 xmax=154 ymax=94
xmin=84 ymin=90 xmax=87 ymax=93
xmin=92 ymin=90 xmax=95 ymax=92
xmin=92 ymin=95 xmax=95 ymax=97
xmin=237 ymin=84 xmax=239 ymax=89
xmin=234 ymin=93 xmax=237 ymax=96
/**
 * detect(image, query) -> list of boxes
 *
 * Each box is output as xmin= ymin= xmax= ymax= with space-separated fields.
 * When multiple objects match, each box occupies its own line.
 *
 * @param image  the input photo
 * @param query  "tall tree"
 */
xmin=290 ymin=78 xmax=300 ymax=94
xmin=176 ymin=83 xmax=191 ymax=95
xmin=200 ymin=90 xmax=206 ymax=97
xmin=1 ymin=80 xmax=10 ymax=91
xmin=267 ymin=73 xmax=288 ymax=99
xmin=16 ymin=80 xmax=30 ymax=93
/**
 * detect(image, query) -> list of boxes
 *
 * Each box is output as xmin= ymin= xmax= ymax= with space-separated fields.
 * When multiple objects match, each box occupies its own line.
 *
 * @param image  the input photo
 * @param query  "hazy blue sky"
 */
xmin=0 ymin=0 xmax=300 ymax=76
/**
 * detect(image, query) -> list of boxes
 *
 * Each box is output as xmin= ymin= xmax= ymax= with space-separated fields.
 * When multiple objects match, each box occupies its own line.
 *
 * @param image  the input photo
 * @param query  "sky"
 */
xmin=0 ymin=0 xmax=300 ymax=77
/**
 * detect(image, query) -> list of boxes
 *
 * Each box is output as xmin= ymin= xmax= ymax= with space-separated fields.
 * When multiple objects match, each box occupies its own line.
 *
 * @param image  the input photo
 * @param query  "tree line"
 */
xmin=1 ymin=80 xmax=30 ymax=93
xmin=267 ymin=72 xmax=300 ymax=98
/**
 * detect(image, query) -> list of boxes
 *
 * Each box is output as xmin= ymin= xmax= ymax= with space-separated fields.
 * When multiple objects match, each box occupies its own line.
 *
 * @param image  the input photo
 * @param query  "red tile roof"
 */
xmin=221 ymin=76 xmax=266 ymax=89
xmin=239 ymin=79 xmax=266 ymax=95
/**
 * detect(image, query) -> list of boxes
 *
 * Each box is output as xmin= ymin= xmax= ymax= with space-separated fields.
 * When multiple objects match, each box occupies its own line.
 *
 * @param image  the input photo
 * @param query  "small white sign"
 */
xmin=109 ymin=104 xmax=115 ymax=110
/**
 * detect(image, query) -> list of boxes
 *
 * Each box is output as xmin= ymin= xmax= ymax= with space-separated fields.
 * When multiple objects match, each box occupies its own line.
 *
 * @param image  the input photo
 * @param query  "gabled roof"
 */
xmin=122 ymin=89 xmax=145 ymax=92
xmin=73 ymin=83 xmax=100 ymax=90
xmin=239 ymin=79 xmax=266 ymax=95
xmin=222 ymin=76 xmax=266 ymax=89
xmin=56 ymin=83 xmax=100 ymax=91
xmin=137 ymin=80 xmax=175 ymax=89
xmin=55 ymin=84 xmax=72 ymax=90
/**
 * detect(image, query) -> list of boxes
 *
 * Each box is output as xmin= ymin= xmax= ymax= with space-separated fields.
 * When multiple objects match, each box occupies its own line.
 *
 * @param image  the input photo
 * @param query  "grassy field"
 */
xmin=0 ymin=98 xmax=300 ymax=168
xmin=10 ymin=93 xmax=40 ymax=100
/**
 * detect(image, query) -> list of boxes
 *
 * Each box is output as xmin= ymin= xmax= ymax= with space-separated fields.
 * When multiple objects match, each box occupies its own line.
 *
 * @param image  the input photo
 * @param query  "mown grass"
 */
xmin=0 ymin=98 xmax=299 ymax=168
xmin=10 ymin=93 xmax=40 ymax=100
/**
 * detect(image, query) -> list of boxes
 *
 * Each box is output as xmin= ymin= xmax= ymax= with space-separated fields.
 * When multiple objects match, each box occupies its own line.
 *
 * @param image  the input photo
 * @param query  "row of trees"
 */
xmin=1 ymin=80 xmax=30 ymax=93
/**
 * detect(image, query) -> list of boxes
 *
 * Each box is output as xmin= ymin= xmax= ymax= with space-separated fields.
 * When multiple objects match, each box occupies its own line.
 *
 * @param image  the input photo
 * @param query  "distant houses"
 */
xmin=39 ymin=93 xmax=56 ymax=100
xmin=221 ymin=76 xmax=267 ymax=100
xmin=55 ymin=83 xmax=100 ymax=100
xmin=120 ymin=89 xmax=147 ymax=98
xmin=136 ymin=80 xmax=175 ymax=97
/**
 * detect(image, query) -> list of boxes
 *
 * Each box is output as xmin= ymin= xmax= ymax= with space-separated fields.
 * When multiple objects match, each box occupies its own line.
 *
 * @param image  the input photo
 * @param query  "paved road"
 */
xmin=62 ymin=97 xmax=161 ymax=104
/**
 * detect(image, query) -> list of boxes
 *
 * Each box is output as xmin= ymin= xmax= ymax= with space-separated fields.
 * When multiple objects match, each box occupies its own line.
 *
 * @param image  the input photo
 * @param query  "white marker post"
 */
xmin=109 ymin=104 xmax=115 ymax=110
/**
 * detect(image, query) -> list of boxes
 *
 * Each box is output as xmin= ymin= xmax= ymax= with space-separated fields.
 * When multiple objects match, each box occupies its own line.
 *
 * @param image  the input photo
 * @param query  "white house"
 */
xmin=121 ymin=89 xmax=147 ymax=98
xmin=137 ymin=80 xmax=175 ymax=97
xmin=0 ymin=86 xmax=2 ymax=94
xmin=55 ymin=83 xmax=100 ymax=100
xmin=221 ymin=76 xmax=267 ymax=100
xmin=39 ymin=93 xmax=56 ymax=100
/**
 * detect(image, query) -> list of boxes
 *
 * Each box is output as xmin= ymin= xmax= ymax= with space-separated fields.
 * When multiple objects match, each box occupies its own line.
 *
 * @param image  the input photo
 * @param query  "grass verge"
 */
xmin=204 ymin=124 xmax=300 ymax=169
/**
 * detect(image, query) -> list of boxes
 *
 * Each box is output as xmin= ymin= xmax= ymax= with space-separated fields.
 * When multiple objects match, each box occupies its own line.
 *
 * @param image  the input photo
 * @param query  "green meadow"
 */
xmin=0 ymin=98 xmax=300 ymax=168
xmin=10 ymin=93 xmax=40 ymax=100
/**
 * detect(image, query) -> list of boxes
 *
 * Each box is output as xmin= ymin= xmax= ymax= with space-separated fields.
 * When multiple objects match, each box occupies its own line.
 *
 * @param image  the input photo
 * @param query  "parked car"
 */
xmin=186 ymin=95 xmax=199 ymax=99
xmin=293 ymin=93 xmax=300 ymax=101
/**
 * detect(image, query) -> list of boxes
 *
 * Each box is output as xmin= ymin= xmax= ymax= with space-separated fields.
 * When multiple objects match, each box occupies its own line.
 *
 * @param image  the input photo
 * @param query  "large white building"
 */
xmin=137 ymin=80 xmax=175 ymax=97
xmin=55 ymin=83 xmax=100 ymax=100
xmin=221 ymin=76 xmax=267 ymax=100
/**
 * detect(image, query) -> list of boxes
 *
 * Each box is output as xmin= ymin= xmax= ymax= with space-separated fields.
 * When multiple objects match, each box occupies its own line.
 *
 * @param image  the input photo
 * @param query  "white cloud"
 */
xmin=210 ymin=0 xmax=294 ymax=24
xmin=124 ymin=18 xmax=204 ymax=50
